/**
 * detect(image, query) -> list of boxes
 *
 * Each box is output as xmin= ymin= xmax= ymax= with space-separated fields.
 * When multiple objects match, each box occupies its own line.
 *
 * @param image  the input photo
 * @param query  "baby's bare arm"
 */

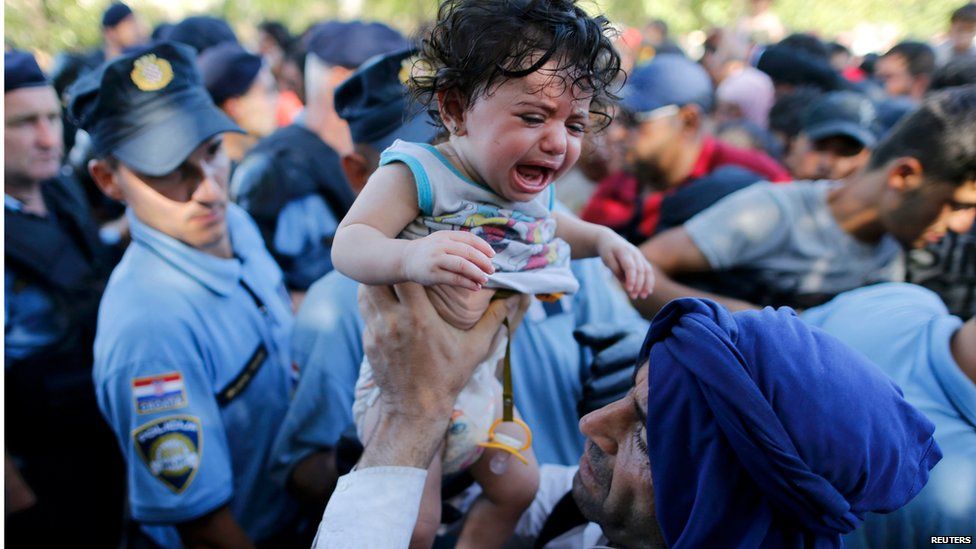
xmin=333 ymin=163 xmax=497 ymax=289
xmin=553 ymin=211 xmax=614 ymax=259
xmin=332 ymin=163 xmax=421 ymax=285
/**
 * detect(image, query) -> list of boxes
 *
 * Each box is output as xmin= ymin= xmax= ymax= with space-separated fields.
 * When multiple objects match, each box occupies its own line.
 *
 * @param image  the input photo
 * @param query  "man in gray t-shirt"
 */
xmin=634 ymin=86 xmax=976 ymax=318
xmin=685 ymin=180 xmax=903 ymax=301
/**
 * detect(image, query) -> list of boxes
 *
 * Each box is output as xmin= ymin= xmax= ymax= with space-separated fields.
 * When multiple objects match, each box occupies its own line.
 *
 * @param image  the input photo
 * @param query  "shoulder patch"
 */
xmin=132 ymin=372 xmax=188 ymax=414
xmin=132 ymin=415 xmax=202 ymax=493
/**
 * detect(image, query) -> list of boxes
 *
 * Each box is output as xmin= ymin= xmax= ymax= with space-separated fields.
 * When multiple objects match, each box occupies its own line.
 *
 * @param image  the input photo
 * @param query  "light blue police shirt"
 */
xmin=271 ymin=255 xmax=645 ymax=483
xmin=802 ymin=283 xmax=976 ymax=547
xmin=93 ymin=204 xmax=296 ymax=548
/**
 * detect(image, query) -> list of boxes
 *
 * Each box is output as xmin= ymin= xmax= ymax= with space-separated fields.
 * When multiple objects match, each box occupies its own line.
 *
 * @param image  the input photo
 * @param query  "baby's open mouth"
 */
xmin=513 ymin=164 xmax=554 ymax=192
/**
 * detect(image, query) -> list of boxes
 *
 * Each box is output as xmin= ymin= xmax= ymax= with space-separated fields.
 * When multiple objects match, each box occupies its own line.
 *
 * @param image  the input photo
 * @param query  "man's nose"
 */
xmin=578 ymin=398 xmax=631 ymax=456
xmin=35 ymin=117 xmax=60 ymax=150
xmin=192 ymin=165 xmax=226 ymax=204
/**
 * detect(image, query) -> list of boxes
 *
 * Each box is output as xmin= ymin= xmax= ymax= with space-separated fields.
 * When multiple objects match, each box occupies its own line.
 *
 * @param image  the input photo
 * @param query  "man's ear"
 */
xmin=88 ymin=159 xmax=125 ymax=203
xmin=330 ymin=65 xmax=354 ymax=88
xmin=341 ymin=152 xmax=371 ymax=194
xmin=221 ymin=97 xmax=240 ymax=122
xmin=884 ymin=157 xmax=925 ymax=193
xmin=678 ymin=104 xmax=702 ymax=135
xmin=436 ymin=89 xmax=467 ymax=136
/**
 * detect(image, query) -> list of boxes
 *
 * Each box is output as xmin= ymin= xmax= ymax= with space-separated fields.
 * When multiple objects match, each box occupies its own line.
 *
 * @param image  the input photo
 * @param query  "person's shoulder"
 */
xmin=806 ymin=283 xmax=948 ymax=323
xmin=98 ymin=246 xmax=205 ymax=328
xmin=94 ymin=276 xmax=200 ymax=383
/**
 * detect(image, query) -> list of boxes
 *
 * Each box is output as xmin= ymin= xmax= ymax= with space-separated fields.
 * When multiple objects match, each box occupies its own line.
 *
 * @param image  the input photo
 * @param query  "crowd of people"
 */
xmin=4 ymin=0 xmax=975 ymax=547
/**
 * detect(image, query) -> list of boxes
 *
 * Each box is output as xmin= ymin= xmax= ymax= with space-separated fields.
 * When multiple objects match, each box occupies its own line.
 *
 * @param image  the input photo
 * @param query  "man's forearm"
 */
xmin=358 ymin=407 xmax=451 ymax=470
xmin=634 ymin=268 xmax=757 ymax=318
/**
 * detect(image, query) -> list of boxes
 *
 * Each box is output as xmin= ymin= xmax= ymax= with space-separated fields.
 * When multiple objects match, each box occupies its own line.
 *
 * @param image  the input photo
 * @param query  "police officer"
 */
xmin=4 ymin=50 xmax=125 ymax=547
xmin=230 ymin=21 xmax=408 ymax=300
xmin=270 ymin=48 xmax=647 ymax=512
xmin=197 ymin=42 xmax=278 ymax=167
xmin=68 ymin=42 xmax=300 ymax=547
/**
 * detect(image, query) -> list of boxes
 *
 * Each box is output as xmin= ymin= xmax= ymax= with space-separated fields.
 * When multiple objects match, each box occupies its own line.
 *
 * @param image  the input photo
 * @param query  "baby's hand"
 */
xmin=596 ymin=229 xmax=654 ymax=299
xmin=402 ymin=231 xmax=496 ymax=291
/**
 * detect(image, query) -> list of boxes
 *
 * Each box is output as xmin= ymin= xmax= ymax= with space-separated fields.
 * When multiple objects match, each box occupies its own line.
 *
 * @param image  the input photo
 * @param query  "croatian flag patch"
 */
xmin=132 ymin=372 xmax=188 ymax=415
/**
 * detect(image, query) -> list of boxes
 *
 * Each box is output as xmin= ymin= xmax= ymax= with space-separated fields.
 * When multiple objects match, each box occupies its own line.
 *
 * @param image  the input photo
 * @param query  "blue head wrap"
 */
xmin=639 ymin=299 xmax=942 ymax=547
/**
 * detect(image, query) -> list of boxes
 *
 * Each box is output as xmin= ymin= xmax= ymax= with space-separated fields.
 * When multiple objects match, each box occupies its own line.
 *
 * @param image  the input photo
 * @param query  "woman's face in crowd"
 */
xmin=573 ymin=363 xmax=664 ymax=547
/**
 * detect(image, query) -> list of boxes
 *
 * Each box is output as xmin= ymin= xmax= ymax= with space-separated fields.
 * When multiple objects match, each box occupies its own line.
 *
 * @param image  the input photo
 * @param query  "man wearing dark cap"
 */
xmin=783 ymin=91 xmax=879 ymax=181
xmin=101 ymin=2 xmax=147 ymax=61
xmin=635 ymin=86 xmax=976 ymax=316
xmin=231 ymin=20 xmax=409 ymax=300
xmin=310 ymin=283 xmax=941 ymax=547
xmin=581 ymin=54 xmax=790 ymax=243
xmin=757 ymin=41 xmax=848 ymax=96
xmin=197 ymin=42 xmax=278 ymax=166
xmin=876 ymin=41 xmax=937 ymax=102
xmin=68 ymin=42 xmax=301 ymax=548
xmin=4 ymin=50 xmax=125 ymax=547
xmin=168 ymin=15 xmax=239 ymax=54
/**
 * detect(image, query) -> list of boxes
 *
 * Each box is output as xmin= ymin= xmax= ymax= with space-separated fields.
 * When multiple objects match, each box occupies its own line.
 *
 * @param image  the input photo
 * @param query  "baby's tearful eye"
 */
xmin=520 ymin=114 xmax=544 ymax=124
xmin=568 ymin=123 xmax=586 ymax=134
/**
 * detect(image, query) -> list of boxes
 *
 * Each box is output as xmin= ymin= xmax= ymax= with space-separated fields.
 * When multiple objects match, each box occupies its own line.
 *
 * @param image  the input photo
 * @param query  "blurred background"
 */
xmin=4 ymin=0 xmax=961 ymax=66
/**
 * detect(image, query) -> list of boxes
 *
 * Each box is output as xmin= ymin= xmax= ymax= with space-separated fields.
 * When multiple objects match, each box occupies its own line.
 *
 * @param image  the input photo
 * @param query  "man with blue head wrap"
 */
xmin=615 ymin=299 xmax=942 ymax=547
xmin=311 ymin=288 xmax=943 ymax=547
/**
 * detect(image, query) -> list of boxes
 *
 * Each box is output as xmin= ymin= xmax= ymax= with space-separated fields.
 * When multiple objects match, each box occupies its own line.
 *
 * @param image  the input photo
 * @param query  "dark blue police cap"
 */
xmin=335 ymin=48 xmax=438 ymax=150
xmin=67 ymin=41 xmax=241 ymax=177
xmin=801 ymin=91 xmax=879 ymax=148
xmin=197 ymin=42 xmax=262 ymax=105
xmin=5 ymin=50 xmax=48 ymax=93
xmin=757 ymin=44 xmax=846 ymax=92
xmin=102 ymin=2 xmax=133 ymax=28
xmin=620 ymin=54 xmax=714 ymax=114
xmin=305 ymin=20 xmax=409 ymax=69
xmin=168 ymin=16 xmax=238 ymax=54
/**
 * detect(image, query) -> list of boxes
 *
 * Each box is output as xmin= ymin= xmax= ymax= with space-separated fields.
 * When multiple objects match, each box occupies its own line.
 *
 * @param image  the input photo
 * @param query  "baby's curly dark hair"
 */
xmin=411 ymin=0 xmax=623 ymax=131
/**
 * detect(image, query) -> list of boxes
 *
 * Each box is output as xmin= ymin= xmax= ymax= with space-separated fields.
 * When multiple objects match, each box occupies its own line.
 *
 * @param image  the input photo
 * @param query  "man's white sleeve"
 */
xmin=312 ymin=466 xmax=427 ymax=549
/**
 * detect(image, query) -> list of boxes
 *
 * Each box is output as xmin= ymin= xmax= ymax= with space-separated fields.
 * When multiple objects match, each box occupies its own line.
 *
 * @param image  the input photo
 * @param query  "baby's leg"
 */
xmin=360 ymin=400 xmax=444 ymax=549
xmin=456 ymin=409 xmax=540 ymax=549
xmin=411 ymin=451 xmax=444 ymax=549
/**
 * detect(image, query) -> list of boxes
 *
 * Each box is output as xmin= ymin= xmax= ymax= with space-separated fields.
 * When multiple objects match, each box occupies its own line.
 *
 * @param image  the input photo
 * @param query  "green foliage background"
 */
xmin=3 ymin=0 xmax=963 ymax=60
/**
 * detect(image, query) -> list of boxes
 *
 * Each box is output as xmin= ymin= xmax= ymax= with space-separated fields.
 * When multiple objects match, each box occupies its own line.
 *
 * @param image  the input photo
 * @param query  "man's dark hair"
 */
xmin=869 ymin=85 xmax=976 ymax=187
xmin=950 ymin=3 xmax=976 ymax=24
xmin=827 ymin=41 xmax=850 ymax=58
xmin=778 ymin=33 xmax=829 ymax=60
xmin=412 ymin=0 xmax=622 ymax=130
xmin=931 ymin=56 xmax=976 ymax=91
xmin=884 ymin=41 xmax=937 ymax=77
xmin=258 ymin=21 xmax=294 ymax=51
xmin=769 ymin=86 xmax=824 ymax=139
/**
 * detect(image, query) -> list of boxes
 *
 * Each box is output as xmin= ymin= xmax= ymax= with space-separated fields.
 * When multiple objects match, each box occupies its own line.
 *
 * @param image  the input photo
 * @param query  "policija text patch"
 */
xmin=132 ymin=415 xmax=201 ymax=493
